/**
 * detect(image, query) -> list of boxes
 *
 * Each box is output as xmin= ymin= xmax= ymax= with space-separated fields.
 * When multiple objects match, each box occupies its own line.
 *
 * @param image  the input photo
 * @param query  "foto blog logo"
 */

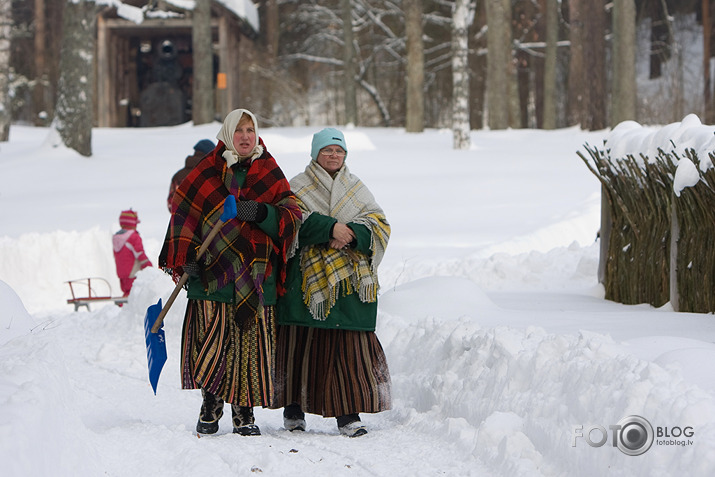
xmin=572 ymin=415 xmax=656 ymax=456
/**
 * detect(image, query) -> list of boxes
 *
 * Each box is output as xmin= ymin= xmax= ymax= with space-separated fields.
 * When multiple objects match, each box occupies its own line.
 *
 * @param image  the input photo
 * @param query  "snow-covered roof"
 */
xmin=108 ymin=0 xmax=259 ymax=34
xmin=213 ymin=0 xmax=259 ymax=33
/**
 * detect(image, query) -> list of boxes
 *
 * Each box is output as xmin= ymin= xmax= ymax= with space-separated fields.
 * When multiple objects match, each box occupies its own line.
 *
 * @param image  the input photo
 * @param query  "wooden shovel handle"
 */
xmin=150 ymin=218 xmax=226 ymax=333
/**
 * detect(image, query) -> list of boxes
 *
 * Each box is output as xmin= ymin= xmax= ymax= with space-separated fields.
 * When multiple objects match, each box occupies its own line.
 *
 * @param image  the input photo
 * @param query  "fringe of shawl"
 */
xmin=299 ymin=246 xmax=380 ymax=320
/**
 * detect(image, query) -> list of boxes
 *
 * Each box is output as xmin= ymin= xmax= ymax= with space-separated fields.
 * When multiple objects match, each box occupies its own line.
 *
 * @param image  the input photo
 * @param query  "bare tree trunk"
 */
xmin=259 ymin=0 xmax=280 ymax=122
xmin=405 ymin=0 xmax=424 ymax=133
xmin=192 ymin=0 xmax=214 ymax=125
xmin=266 ymin=0 xmax=279 ymax=59
xmin=33 ymin=0 xmax=49 ymax=126
xmin=341 ymin=0 xmax=357 ymax=125
xmin=0 ymin=0 xmax=10 ymax=141
xmin=567 ymin=0 xmax=585 ymax=127
xmin=542 ymin=0 xmax=558 ymax=129
xmin=486 ymin=0 xmax=510 ymax=130
xmin=611 ymin=0 xmax=637 ymax=126
xmin=508 ymin=49 xmax=520 ymax=129
xmin=452 ymin=0 xmax=472 ymax=149
xmin=54 ymin=0 xmax=97 ymax=156
xmin=584 ymin=1 xmax=607 ymax=130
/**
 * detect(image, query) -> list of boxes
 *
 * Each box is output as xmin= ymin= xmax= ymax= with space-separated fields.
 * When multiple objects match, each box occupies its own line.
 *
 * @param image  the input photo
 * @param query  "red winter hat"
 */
xmin=119 ymin=209 xmax=140 ymax=229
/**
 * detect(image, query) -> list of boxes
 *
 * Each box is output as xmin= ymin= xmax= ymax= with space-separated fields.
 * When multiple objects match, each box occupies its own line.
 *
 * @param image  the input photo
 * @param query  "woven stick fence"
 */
xmin=671 ymin=149 xmax=715 ymax=312
xmin=578 ymin=143 xmax=675 ymax=307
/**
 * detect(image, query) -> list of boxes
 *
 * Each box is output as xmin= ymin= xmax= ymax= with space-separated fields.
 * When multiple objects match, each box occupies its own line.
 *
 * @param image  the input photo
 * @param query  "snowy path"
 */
xmin=17 ymin=287 xmax=489 ymax=477
xmin=23 ymin=306 xmax=489 ymax=477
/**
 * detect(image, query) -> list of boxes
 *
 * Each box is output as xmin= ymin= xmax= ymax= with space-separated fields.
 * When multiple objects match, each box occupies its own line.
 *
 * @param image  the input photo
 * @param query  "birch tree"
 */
xmin=452 ymin=0 xmax=473 ymax=149
xmin=0 ymin=0 xmax=10 ymax=141
xmin=54 ymin=0 xmax=98 ymax=156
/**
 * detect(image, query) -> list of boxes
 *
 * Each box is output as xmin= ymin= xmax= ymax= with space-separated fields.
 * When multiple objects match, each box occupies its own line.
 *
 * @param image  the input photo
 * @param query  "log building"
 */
xmin=96 ymin=1 xmax=258 ymax=127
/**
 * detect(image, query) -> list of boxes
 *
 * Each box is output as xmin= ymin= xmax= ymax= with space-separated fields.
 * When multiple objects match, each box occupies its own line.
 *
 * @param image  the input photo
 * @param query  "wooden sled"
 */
xmin=65 ymin=277 xmax=128 ymax=311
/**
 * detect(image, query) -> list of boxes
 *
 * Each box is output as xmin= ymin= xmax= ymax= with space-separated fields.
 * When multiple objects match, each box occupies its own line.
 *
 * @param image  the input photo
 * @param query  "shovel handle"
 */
xmin=150 ymin=216 xmax=227 ymax=333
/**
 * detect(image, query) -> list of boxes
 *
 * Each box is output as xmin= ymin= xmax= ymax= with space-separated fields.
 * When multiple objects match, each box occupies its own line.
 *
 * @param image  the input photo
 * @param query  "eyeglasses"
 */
xmin=320 ymin=149 xmax=346 ymax=157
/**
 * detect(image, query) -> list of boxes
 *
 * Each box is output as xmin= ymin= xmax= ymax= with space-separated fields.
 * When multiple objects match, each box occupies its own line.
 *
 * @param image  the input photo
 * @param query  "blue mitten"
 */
xmin=220 ymin=195 xmax=237 ymax=222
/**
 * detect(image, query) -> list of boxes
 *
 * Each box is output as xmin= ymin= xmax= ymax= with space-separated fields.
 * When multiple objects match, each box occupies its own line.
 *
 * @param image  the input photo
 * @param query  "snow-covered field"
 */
xmin=2 ymin=121 xmax=715 ymax=476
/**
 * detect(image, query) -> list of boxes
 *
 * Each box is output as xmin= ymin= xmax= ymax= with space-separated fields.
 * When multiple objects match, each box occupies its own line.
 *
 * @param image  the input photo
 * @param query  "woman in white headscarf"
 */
xmin=160 ymin=109 xmax=301 ymax=436
xmin=272 ymin=127 xmax=391 ymax=437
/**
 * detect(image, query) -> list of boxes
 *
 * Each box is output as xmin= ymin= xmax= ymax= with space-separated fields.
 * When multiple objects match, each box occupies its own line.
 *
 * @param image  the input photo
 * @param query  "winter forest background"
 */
xmin=1 ymin=0 xmax=715 ymax=152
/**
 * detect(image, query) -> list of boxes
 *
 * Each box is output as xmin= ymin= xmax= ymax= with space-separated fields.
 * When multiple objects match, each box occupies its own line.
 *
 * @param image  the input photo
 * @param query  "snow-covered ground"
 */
xmin=2 ymin=121 xmax=715 ymax=476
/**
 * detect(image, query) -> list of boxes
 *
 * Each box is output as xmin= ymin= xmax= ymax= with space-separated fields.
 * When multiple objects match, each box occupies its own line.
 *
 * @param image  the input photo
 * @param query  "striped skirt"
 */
xmin=272 ymin=325 xmax=392 ymax=417
xmin=180 ymin=299 xmax=276 ymax=407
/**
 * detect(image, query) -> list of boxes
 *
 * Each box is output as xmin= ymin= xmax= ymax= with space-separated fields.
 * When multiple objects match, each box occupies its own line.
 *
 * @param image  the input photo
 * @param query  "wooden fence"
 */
xmin=578 ymin=118 xmax=715 ymax=313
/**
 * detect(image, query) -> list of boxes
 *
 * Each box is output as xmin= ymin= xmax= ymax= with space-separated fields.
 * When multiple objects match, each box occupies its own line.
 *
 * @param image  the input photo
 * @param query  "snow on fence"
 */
xmin=578 ymin=114 xmax=715 ymax=313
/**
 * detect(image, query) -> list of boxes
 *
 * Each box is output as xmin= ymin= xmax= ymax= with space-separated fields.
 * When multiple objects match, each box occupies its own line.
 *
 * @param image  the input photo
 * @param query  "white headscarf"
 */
xmin=216 ymin=108 xmax=264 ymax=167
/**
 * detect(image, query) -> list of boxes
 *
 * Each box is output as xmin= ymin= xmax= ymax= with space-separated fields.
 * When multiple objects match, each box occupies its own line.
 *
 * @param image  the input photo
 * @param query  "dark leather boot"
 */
xmin=231 ymin=405 xmax=261 ymax=436
xmin=283 ymin=403 xmax=306 ymax=432
xmin=196 ymin=389 xmax=224 ymax=434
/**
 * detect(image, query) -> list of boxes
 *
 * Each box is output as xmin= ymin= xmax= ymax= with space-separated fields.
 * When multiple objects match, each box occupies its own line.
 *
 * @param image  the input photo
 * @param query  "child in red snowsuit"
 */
xmin=113 ymin=209 xmax=152 ymax=296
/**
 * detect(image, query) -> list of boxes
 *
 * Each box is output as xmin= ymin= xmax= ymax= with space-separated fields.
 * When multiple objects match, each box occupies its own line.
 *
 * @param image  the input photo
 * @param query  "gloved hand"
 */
xmin=182 ymin=260 xmax=202 ymax=277
xmin=236 ymin=200 xmax=268 ymax=222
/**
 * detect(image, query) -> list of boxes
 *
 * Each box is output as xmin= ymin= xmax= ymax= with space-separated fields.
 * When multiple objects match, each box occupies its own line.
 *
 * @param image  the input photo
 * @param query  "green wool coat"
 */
xmin=277 ymin=212 xmax=377 ymax=331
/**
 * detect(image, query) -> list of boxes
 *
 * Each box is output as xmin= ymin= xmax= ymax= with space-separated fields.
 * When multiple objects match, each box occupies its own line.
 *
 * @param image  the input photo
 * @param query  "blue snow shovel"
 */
xmin=144 ymin=195 xmax=237 ymax=394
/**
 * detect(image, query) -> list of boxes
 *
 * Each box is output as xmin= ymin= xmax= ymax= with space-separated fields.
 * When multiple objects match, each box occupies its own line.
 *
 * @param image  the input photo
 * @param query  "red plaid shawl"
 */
xmin=159 ymin=139 xmax=300 ymax=322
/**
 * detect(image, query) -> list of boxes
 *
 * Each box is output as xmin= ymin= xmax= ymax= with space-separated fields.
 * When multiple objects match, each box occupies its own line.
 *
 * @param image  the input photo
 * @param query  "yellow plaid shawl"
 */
xmin=290 ymin=161 xmax=390 ymax=320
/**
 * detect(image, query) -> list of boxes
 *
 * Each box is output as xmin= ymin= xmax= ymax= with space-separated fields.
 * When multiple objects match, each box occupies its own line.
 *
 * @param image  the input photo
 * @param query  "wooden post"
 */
xmin=669 ymin=195 xmax=680 ymax=311
xmin=597 ymin=186 xmax=612 ymax=285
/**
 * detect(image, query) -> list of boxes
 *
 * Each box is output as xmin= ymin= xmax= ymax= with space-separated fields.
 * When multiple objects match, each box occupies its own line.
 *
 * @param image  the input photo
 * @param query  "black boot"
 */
xmin=196 ymin=389 xmax=224 ymax=434
xmin=337 ymin=413 xmax=367 ymax=437
xmin=283 ymin=403 xmax=306 ymax=432
xmin=231 ymin=405 xmax=261 ymax=436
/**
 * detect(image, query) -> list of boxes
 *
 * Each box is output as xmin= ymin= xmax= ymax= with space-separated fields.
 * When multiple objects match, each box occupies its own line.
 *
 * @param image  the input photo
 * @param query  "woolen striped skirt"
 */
xmin=180 ymin=299 xmax=276 ymax=407
xmin=272 ymin=325 xmax=392 ymax=417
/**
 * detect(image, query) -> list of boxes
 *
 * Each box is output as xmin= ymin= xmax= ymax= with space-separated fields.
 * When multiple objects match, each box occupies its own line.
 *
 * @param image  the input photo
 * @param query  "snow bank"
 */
xmin=379 ymin=313 xmax=715 ymax=476
xmin=0 ymin=305 xmax=101 ymax=476
xmin=0 ymin=280 xmax=36 ymax=345
xmin=0 ymin=228 xmax=163 ymax=315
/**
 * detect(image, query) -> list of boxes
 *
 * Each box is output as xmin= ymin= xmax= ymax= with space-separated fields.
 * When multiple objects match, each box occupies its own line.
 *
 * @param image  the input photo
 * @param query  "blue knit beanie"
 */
xmin=194 ymin=139 xmax=216 ymax=154
xmin=310 ymin=128 xmax=347 ymax=161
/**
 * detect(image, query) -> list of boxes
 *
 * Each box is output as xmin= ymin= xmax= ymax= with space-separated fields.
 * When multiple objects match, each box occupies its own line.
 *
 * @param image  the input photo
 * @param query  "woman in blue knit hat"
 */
xmin=272 ymin=127 xmax=392 ymax=437
xmin=166 ymin=138 xmax=216 ymax=211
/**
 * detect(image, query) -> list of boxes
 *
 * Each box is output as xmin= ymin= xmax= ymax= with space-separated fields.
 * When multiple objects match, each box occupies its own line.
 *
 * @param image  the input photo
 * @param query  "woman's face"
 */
xmin=233 ymin=117 xmax=256 ymax=156
xmin=316 ymin=146 xmax=346 ymax=175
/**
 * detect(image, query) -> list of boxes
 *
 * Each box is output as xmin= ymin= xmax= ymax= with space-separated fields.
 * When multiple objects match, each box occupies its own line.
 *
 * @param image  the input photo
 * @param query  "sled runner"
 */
xmin=65 ymin=277 xmax=128 ymax=311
